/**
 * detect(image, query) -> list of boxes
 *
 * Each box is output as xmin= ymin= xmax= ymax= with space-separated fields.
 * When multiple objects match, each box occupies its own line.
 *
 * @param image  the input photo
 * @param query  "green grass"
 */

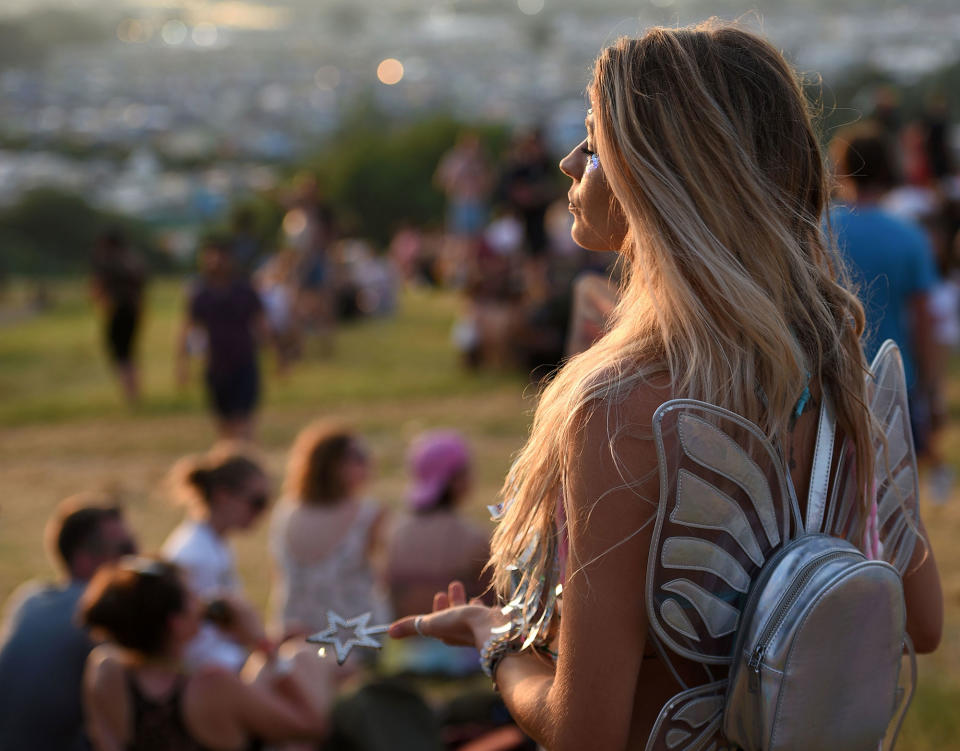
xmin=0 ymin=279 xmax=957 ymax=749
xmin=0 ymin=280 xmax=524 ymax=424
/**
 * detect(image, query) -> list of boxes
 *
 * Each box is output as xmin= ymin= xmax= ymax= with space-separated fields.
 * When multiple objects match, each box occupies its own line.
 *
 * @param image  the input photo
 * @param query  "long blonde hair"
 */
xmin=489 ymin=21 xmax=873 ymax=600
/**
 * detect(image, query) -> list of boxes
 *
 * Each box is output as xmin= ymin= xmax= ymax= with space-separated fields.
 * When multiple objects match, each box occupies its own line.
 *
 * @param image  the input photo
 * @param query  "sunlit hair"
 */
xmin=489 ymin=20 xmax=874 ymax=601
xmin=284 ymin=419 xmax=359 ymax=505
xmin=170 ymin=442 xmax=265 ymax=515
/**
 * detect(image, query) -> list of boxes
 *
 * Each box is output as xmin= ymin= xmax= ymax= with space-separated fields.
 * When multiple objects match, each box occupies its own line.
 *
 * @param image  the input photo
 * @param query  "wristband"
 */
xmin=479 ymin=631 xmax=516 ymax=688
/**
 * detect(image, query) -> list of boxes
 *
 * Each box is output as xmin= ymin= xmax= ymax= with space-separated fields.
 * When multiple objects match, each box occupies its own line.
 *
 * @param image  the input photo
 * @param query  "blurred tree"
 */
xmin=0 ymin=10 xmax=107 ymax=70
xmin=0 ymin=188 xmax=168 ymax=275
xmin=307 ymin=111 xmax=510 ymax=246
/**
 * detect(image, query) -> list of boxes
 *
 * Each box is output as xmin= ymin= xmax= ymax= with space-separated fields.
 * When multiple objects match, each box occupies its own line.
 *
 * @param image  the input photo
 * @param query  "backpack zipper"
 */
xmin=747 ymin=549 xmax=858 ymax=691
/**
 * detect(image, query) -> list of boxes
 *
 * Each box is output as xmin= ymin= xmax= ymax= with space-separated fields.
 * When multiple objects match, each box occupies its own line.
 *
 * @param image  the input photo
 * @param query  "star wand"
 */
xmin=306 ymin=610 xmax=392 ymax=665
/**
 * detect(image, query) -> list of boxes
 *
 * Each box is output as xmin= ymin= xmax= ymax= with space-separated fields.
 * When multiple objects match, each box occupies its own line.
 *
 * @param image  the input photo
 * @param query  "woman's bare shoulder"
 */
xmin=576 ymin=369 xmax=674 ymax=446
xmin=85 ymin=644 xmax=126 ymax=688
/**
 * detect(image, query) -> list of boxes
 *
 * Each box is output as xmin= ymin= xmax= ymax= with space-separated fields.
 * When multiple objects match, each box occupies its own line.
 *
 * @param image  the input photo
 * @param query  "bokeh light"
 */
xmin=314 ymin=66 xmax=341 ymax=91
xmin=116 ymin=19 xmax=146 ymax=43
xmin=377 ymin=58 xmax=404 ymax=86
xmin=192 ymin=23 xmax=219 ymax=47
xmin=518 ymin=0 xmax=545 ymax=15
xmin=282 ymin=208 xmax=308 ymax=237
xmin=160 ymin=20 xmax=189 ymax=46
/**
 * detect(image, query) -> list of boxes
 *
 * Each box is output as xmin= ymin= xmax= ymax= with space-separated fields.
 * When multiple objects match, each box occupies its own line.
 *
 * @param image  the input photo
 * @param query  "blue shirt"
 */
xmin=829 ymin=204 xmax=937 ymax=388
xmin=0 ymin=580 xmax=92 ymax=751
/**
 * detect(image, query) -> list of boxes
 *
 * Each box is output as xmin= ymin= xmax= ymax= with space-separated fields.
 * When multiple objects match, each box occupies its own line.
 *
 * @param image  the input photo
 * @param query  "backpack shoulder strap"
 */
xmin=804 ymin=392 xmax=836 ymax=534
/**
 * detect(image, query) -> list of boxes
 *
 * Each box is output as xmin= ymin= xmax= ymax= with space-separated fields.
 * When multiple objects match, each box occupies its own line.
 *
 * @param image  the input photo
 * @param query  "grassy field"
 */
xmin=0 ymin=279 xmax=957 ymax=748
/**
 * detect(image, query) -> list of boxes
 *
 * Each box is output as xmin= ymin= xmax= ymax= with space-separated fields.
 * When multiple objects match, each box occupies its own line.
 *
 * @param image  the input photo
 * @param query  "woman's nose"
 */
xmin=559 ymin=148 xmax=581 ymax=180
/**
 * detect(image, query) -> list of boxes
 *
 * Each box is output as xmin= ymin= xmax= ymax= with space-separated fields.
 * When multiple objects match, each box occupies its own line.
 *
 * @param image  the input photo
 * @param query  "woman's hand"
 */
xmin=389 ymin=580 xmax=506 ymax=650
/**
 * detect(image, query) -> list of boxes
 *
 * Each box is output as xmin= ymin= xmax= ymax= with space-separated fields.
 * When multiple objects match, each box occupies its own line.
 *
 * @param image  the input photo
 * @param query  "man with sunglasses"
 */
xmin=0 ymin=495 xmax=138 ymax=750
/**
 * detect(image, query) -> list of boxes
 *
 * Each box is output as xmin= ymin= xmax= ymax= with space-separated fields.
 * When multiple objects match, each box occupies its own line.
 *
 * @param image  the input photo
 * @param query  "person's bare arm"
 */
xmin=366 ymin=506 xmax=392 ymax=585
xmin=197 ymin=658 xmax=331 ymax=745
xmin=393 ymin=393 xmax=663 ymax=750
xmin=83 ymin=647 xmax=128 ymax=751
xmin=175 ymin=314 xmax=194 ymax=389
xmin=902 ymin=515 xmax=943 ymax=653
xmin=498 ymin=401 xmax=659 ymax=750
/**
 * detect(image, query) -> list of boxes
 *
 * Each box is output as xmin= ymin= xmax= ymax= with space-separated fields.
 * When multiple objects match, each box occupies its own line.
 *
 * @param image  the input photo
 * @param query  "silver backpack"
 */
xmin=644 ymin=341 xmax=919 ymax=751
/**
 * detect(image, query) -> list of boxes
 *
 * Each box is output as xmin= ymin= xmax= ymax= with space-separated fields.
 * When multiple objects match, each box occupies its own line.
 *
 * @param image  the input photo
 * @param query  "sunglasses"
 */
xmin=112 ymin=540 xmax=139 ymax=557
xmin=247 ymin=492 xmax=269 ymax=511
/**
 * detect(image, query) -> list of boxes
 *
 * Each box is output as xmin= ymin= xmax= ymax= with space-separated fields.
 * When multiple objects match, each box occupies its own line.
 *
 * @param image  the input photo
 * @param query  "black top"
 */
xmin=125 ymin=672 xmax=262 ymax=751
xmin=126 ymin=672 xmax=209 ymax=751
xmin=92 ymin=251 xmax=146 ymax=309
xmin=188 ymin=279 xmax=262 ymax=376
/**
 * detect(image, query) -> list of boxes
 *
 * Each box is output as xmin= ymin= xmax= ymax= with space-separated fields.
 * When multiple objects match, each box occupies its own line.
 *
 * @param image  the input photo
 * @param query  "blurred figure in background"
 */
xmin=564 ymin=270 xmax=619 ymax=358
xmin=228 ymin=206 xmax=265 ymax=278
xmin=435 ymin=132 xmax=494 ymax=286
xmin=0 ymin=495 xmax=137 ymax=751
xmin=270 ymin=421 xmax=390 ymax=639
xmin=90 ymin=228 xmax=147 ymax=406
xmin=830 ymin=122 xmax=943 ymax=464
xmin=255 ymin=248 xmax=303 ymax=377
xmin=177 ymin=238 xmax=265 ymax=441
xmin=162 ymin=447 xmax=272 ymax=671
xmin=384 ymin=430 xmax=489 ymax=677
xmin=499 ymin=128 xmax=559 ymax=299
xmin=285 ymin=175 xmax=338 ymax=356
xmin=81 ymin=558 xmax=331 ymax=751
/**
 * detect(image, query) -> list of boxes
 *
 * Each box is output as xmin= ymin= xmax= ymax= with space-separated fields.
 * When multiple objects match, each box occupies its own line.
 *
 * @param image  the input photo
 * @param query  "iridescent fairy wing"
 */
xmin=644 ymin=681 xmax=733 ymax=751
xmin=825 ymin=341 xmax=920 ymax=574
xmin=647 ymin=400 xmax=802 ymax=665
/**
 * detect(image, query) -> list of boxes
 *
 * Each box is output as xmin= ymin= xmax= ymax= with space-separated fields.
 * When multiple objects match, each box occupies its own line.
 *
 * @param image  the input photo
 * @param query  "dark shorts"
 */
xmin=522 ymin=209 xmax=548 ymax=258
xmin=205 ymin=362 xmax=260 ymax=419
xmin=105 ymin=303 xmax=140 ymax=364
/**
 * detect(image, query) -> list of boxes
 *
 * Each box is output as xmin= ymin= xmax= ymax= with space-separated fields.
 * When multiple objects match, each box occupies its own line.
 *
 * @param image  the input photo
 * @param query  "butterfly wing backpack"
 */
xmin=644 ymin=341 xmax=920 ymax=751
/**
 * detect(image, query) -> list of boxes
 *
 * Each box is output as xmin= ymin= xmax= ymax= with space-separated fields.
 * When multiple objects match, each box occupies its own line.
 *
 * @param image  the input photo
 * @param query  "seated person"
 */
xmin=162 ymin=446 xmax=272 ymax=671
xmin=0 ymin=495 xmax=137 ymax=750
xmin=81 ymin=557 xmax=331 ymax=751
xmin=270 ymin=421 xmax=391 ymax=638
xmin=384 ymin=431 xmax=490 ymax=676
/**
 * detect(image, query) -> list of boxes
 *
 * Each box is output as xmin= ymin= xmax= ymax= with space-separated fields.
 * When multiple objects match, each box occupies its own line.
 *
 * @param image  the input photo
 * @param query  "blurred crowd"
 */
xmin=89 ymin=126 xmax=619 ymax=442
xmin=0 ymin=425 xmax=529 ymax=751
xmin=828 ymin=91 xmax=960 ymax=502
xmin=409 ymin=128 xmax=617 ymax=376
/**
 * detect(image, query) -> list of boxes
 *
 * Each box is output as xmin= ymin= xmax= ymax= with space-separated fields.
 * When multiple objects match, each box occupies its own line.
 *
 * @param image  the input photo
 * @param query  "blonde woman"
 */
xmin=390 ymin=22 xmax=944 ymax=749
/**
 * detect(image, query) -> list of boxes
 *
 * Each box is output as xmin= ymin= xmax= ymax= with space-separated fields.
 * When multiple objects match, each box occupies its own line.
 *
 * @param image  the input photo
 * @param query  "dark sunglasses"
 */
xmin=112 ymin=540 xmax=139 ymax=557
xmin=247 ymin=493 xmax=269 ymax=511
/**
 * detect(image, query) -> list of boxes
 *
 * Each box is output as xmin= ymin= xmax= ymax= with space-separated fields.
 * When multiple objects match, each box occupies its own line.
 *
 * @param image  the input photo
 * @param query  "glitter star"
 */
xmin=306 ymin=610 xmax=390 ymax=665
